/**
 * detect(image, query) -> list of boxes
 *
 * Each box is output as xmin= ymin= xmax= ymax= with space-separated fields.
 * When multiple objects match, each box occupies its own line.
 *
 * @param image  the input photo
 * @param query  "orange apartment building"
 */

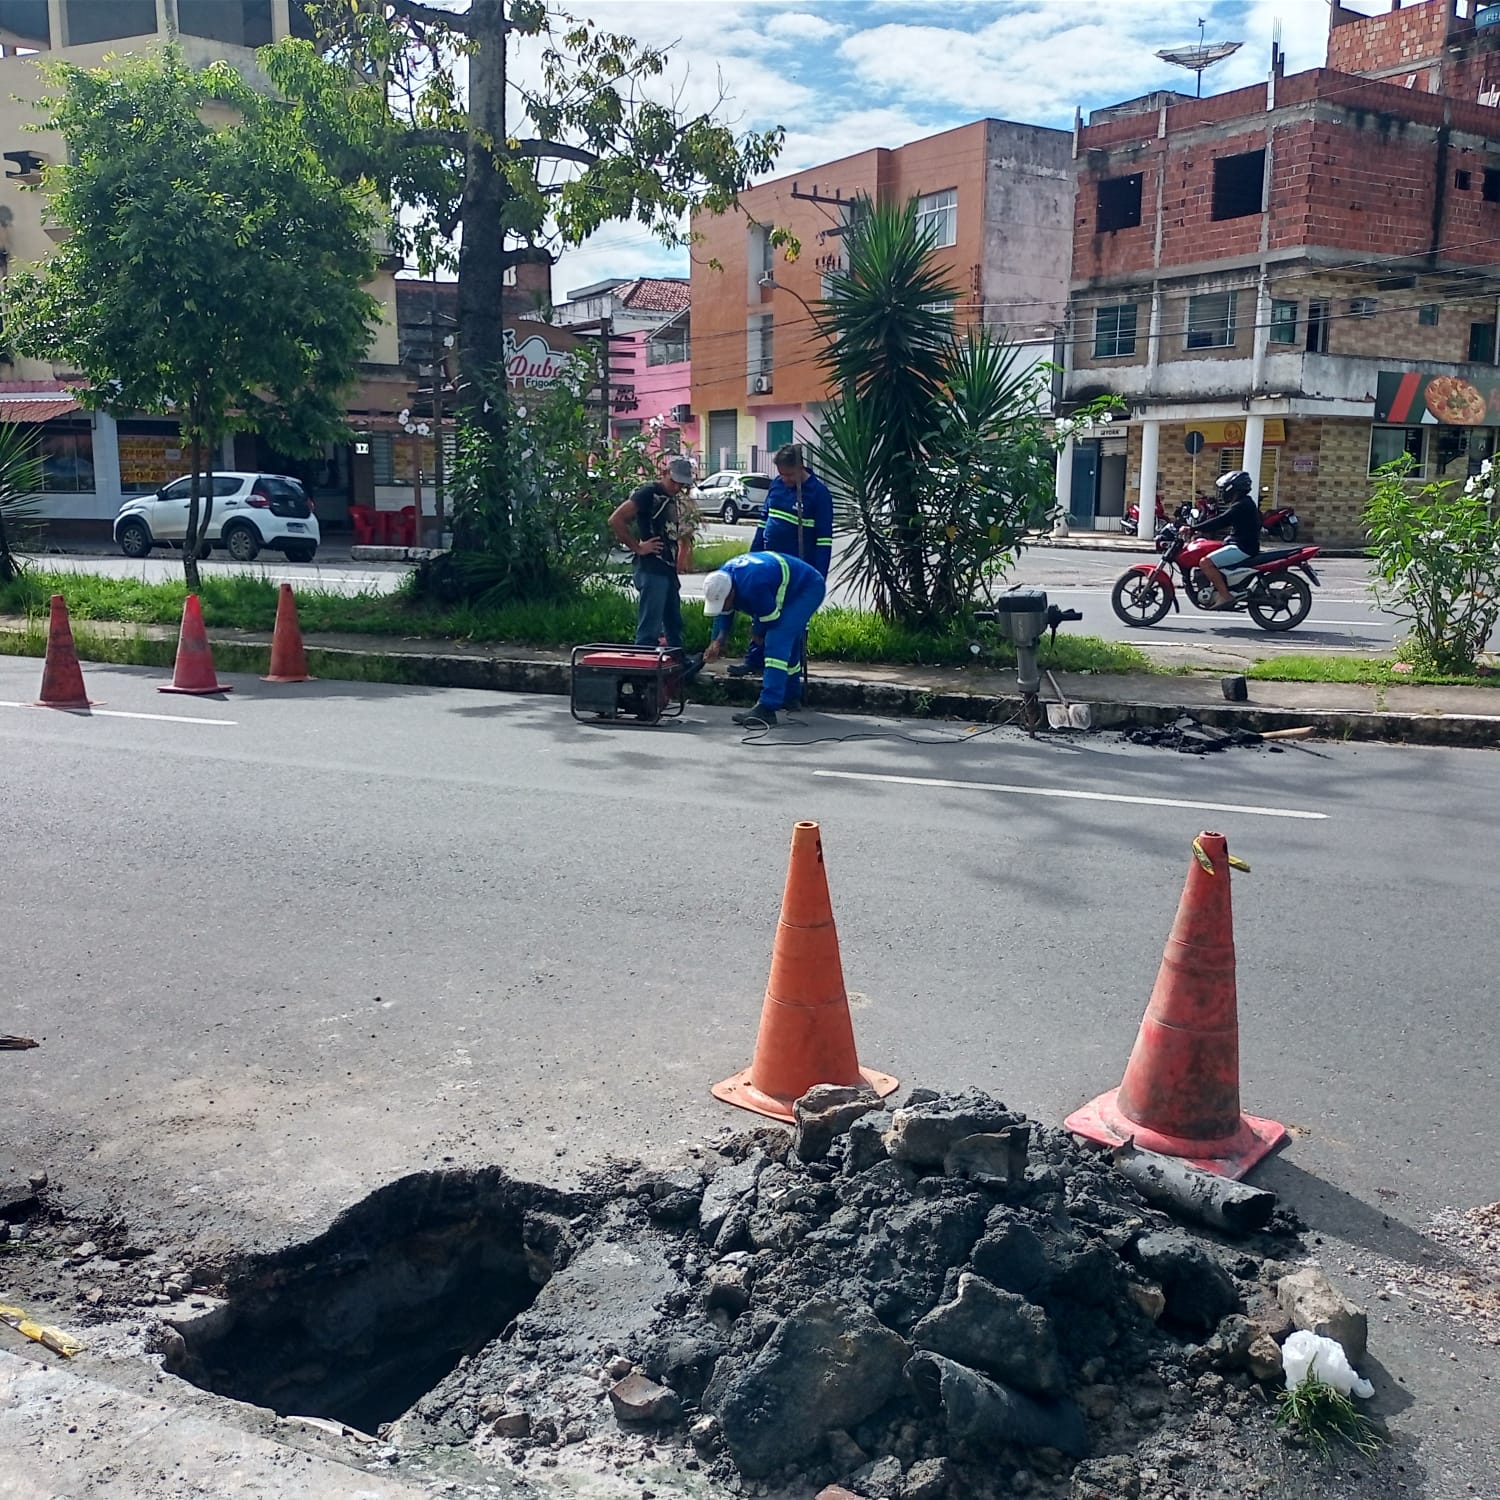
xmin=688 ymin=119 xmax=1074 ymax=472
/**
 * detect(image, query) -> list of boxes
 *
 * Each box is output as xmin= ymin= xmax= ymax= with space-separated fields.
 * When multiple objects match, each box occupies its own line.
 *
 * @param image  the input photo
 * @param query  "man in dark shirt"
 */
xmin=609 ymin=456 xmax=695 ymax=648
xmin=1193 ymin=469 xmax=1262 ymax=609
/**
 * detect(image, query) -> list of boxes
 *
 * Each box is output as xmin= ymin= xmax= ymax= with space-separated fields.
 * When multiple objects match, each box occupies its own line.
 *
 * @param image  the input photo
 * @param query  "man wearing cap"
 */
xmin=701 ymin=550 xmax=826 ymax=727
xmin=609 ymin=456 xmax=695 ymax=649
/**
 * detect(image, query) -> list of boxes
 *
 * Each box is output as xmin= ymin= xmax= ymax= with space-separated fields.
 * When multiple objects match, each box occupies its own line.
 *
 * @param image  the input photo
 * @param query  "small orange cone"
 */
xmin=159 ymin=594 xmax=232 ymax=696
xmin=1065 ymin=831 xmax=1285 ymax=1179
xmin=35 ymin=594 xmax=92 ymax=710
xmin=712 ymin=821 xmax=898 ymax=1122
xmin=262 ymin=583 xmax=313 ymax=683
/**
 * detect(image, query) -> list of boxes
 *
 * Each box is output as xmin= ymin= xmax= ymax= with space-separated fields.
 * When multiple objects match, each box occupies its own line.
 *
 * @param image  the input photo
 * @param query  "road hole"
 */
xmin=165 ymin=1168 xmax=590 ymax=1434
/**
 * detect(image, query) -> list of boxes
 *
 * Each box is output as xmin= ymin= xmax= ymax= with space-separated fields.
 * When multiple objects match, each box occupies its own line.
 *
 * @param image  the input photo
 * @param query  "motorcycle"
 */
xmin=1261 ymin=505 xmax=1300 ymax=542
xmin=1110 ymin=522 xmax=1322 ymax=633
xmin=1122 ymin=497 xmax=1167 ymax=533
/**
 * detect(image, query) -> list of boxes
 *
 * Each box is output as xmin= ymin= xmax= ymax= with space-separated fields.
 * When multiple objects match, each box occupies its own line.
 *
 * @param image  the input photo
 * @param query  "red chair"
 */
xmin=349 ymin=505 xmax=376 ymax=546
xmin=399 ymin=506 xmax=417 ymax=546
xmin=373 ymin=510 xmax=394 ymax=546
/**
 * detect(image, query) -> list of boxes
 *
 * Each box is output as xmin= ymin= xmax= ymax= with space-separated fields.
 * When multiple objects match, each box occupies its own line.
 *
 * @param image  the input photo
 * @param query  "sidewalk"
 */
xmin=3 ymin=613 xmax=1496 ymax=747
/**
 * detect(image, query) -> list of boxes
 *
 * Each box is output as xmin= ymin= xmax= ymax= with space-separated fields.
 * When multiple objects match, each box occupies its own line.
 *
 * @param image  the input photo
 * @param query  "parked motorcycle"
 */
xmin=1122 ymin=497 xmax=1167 ymax=532
xmin=1110 ymin=522 xmax=1322 ymax=632
xmin=1261 ymin=505 xmax=1300 ymax=542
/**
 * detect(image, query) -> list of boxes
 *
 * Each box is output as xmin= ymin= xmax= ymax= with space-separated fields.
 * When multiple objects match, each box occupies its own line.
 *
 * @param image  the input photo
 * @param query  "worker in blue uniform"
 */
xmin=730 ymin=443 xmax=833 ymax=682
xmin=701 ymin=551 xmax=826 ymax=727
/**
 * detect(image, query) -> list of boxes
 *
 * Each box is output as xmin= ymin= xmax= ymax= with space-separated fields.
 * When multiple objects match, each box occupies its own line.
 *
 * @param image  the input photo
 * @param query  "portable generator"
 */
xmin=569 ymin=643 xmax=689 ymax=726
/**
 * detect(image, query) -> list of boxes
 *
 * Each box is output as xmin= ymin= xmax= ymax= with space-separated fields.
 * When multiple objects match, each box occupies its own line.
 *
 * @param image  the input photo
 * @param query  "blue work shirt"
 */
xmin=753 ymin=470 xmax=833 ymax=577
xmin=709 ymin=551 xmax=824 ymax=641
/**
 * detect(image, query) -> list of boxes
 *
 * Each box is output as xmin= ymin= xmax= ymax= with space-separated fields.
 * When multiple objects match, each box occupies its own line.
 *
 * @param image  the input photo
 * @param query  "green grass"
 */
xmin=0 ymin=567 xmax=1153 ymax=675
xmin=1248 ymin=654 xmax=1498 ymax=688
xmin=684 ymin=537 xmax=749 ymax=572
xmin=1275 ymin=1376 xmax=1383 ymax=1461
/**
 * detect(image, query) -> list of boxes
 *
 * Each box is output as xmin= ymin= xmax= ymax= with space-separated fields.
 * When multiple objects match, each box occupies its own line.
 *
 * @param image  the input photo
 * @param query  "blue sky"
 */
xmin=547 ymin=0 xmax=1342 ymax=295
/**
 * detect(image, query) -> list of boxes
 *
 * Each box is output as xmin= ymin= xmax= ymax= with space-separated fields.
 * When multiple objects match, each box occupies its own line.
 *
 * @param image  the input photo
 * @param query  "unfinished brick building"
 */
xmin=1060 ymin=0 xmax=1500 ymax=544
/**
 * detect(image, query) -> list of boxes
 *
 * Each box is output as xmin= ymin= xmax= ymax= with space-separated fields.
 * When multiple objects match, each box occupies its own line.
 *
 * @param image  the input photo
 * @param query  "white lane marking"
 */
xmin=812 ymin=768 xmax=1328 ymax=820
xmin=0 ymin=701 xmax=235 ymax=726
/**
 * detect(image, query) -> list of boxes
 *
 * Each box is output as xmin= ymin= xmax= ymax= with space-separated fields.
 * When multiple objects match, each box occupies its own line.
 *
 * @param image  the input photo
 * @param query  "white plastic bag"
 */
xmin=1281 ymin=1328 xmax=1374 ymax=1399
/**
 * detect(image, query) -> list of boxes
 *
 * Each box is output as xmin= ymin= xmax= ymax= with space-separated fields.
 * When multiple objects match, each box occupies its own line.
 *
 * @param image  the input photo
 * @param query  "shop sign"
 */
xmin=504 ymin=328 xmax=571 ymax=388
xmin=1376 ymin=369 xmax=1500 ymax=426
xmin=1185 ymin=419 xmax=1287 ymax=446
xmin=1292 ymin=455 xmax=1316 ymax=474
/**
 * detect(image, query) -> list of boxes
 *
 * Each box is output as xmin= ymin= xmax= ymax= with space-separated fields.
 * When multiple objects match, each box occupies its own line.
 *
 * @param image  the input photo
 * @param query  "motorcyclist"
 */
xmin=1190 ymin=469 xmax=1261 ymax=608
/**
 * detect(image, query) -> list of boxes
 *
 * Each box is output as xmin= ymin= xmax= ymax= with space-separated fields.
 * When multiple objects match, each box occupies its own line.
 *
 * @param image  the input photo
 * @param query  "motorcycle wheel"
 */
xmin=1275 ymin=519 xmax=1299 ymax=542
xmin=1247 ymin=573 xmax=1312 ymax=632
xmin=1111 ymin=571 xmax=1172 ymax=627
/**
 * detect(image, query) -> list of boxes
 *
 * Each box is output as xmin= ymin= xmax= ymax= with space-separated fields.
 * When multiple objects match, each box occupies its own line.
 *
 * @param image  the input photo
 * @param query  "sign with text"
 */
xmin=504 ymin=328 xmax=572 ymax=389
xmin=1376 ymin=369 xmax=1500 ymax=426
xmin=1185 ymin=419 xmax=1286 ymax=446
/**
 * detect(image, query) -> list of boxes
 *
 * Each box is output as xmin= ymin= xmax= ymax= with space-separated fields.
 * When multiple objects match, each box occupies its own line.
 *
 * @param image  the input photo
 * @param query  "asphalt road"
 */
xmin=1 ymin=661 xmax=1495 ymax=1492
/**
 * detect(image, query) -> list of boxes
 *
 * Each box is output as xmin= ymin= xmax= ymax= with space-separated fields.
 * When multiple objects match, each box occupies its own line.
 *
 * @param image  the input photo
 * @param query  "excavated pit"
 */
xmin=165 ymin=1168 xmax=593 ymax=1435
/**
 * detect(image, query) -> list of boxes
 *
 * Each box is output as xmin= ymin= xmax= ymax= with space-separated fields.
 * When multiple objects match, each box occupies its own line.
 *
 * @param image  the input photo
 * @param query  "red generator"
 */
xmin=569 ymin=644 xmax=687 ymax=726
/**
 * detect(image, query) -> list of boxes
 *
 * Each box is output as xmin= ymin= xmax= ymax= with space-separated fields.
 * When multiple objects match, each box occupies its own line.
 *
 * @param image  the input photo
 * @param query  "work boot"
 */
xmin=680 ymin=651 xmax=706 ymax=685
xmin=726 ymin=662 xmax=758 ymax=679
xmin=732 ymin=703 xmax=778 ymax=728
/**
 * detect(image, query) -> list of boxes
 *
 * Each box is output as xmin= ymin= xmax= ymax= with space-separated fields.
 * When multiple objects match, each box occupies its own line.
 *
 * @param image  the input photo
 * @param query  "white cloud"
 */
xmin=765 ymin=10 xmax=846 ymax=43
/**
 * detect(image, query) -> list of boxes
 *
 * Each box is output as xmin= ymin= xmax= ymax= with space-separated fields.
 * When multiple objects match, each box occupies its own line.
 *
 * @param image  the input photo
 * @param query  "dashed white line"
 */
xmin=0 ymin=701 xmax=235 ymax=726
xmin=811 ymin=768 xmax=1327 ymax=820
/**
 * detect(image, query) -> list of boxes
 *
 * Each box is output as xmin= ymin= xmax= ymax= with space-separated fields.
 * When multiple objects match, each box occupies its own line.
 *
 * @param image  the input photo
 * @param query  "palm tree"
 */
xmin=0 ymin=426 xmax=44 ymax=585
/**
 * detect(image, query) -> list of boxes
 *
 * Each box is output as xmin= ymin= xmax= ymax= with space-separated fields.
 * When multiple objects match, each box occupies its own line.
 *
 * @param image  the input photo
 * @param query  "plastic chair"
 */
xmin=349 ymin=505 xmax=376 ymax=546
xmin=399 ymin=506 xmax=417 ymax=546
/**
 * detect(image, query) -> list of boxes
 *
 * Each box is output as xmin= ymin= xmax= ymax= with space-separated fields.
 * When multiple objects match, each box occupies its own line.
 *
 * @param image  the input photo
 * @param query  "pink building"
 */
xmin=604 ymin=304 xmax=698 ymax=460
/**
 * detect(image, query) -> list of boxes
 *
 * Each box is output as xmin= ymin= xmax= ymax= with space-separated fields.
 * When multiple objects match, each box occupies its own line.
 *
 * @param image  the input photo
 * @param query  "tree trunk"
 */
xmin=184 ymin=432 xmax=203 ymax=591
xmin=453 ymin=0 xmax=511 ymax=557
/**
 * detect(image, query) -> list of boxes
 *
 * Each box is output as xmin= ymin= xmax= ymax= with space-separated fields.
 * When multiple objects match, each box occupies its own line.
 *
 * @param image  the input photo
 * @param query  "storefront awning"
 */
xmin=0 ymin=396 xmax=81 ymax=423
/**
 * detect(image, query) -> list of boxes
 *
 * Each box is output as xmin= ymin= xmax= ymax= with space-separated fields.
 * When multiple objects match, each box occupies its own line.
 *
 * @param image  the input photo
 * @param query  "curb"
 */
xmin=4 ymin=627 xmax=1497 ymax=750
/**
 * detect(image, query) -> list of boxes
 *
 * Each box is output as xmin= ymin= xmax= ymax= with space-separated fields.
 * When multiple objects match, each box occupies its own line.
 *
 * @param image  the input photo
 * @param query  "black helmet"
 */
xmin=1215 ymin=469 xmax=1253 ymax=498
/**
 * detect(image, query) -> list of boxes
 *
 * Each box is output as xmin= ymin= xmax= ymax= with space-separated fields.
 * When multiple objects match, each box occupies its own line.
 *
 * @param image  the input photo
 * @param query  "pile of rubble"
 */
xmin=1125 ymin=716 xmax=1265 ymax=755
xmin=395 ymin=1088 xmax=1374 ymax=1500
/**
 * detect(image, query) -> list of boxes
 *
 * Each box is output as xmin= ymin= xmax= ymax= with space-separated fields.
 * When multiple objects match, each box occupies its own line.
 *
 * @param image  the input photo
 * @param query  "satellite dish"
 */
xmin=1157 ymin=19 xmax=1243 ymax=98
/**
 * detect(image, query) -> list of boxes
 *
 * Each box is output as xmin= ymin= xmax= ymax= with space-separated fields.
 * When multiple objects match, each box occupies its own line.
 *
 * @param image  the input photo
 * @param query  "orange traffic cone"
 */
xmin=159 ymin=594 xmax=232 ymax=696
xmin=35 ymin=594 xmax=92 ymax=710
xmin=1065 ymin=831 xmax=1285 ymax=1179
xmin=712 ymin=821 xmax=898 ymax=1122
xmin=262 ymin=583 xmax=313 ymax=683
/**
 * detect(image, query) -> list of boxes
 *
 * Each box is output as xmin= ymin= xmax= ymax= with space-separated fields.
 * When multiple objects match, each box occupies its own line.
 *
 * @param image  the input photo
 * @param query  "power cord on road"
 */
xmin=736 ymin=708 xmax=1028 ymax=748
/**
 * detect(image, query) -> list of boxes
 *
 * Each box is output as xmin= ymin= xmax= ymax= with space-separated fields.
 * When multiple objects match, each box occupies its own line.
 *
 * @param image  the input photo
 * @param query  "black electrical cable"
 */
xmin=735 ymin=711 xmax=1027 ymax=749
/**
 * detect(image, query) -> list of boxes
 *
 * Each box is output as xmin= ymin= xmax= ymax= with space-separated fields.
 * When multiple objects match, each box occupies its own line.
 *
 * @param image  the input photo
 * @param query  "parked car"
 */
xmin=113 ymin=473 xmax=319 ymax=563
xmin=696 ymin=470 xmax=771 ymax=524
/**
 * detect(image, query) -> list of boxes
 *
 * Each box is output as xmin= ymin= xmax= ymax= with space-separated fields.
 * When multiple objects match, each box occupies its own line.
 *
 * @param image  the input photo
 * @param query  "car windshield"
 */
xmin=743 ymin=476 xmax=771 ymax=492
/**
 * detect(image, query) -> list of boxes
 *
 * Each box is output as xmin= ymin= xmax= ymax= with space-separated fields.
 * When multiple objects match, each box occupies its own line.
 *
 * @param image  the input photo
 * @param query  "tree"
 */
xmin=812 ymin=197 xmax=1111 ymax=627
xmin=0 ymin=428 xmax=43 ymax=586
xmin=264 ymin=0 xmax=781 ymax=597
xmin=4 ymin=50 xmax=381 ymax=588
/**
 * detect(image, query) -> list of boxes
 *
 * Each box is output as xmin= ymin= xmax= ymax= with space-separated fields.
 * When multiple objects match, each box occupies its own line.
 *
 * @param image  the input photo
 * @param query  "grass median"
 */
xmin=0 ymin=567 xmax=1152 ymax=676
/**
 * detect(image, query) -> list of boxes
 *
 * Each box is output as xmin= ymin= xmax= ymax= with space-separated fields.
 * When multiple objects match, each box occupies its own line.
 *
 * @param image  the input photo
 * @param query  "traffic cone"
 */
xmin=1065 ymin=831 xmax=1285 ymax=1179
xmin=35 ymin=594 xmax=92 ymax=710
xmin=159 ymin=594 xmax=232 ymax=695
xmin=261 ymin=583 xmax=313 ymax=683
xmin=712 ymin=821 xmax=898 ymax=1122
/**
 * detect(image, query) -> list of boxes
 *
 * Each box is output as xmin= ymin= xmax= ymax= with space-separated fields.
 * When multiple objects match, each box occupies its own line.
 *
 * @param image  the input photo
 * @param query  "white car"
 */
xmin=113 ymin=472 xmax=320 ymax=563
xmin=696 ymin=470 xmax=771 ymax=525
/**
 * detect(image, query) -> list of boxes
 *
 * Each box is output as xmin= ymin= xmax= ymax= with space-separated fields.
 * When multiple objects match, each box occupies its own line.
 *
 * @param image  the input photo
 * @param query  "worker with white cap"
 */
xmin=701 ymin=550 xmax=826 ymax=727
xmin=608 ymin=455 xmax=696 ymax=649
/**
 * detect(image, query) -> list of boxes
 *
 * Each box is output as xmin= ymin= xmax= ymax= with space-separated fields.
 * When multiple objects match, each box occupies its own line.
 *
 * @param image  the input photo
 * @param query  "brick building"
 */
xmin=1060 ymin=0 xmax=1500 ymax=543
xmin=690 ymin=119 xmax=1073 ymax=472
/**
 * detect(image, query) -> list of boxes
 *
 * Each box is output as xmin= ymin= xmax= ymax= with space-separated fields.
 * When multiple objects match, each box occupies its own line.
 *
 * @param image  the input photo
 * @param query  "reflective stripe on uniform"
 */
xmin=760 ymin=555 xmax=792 ymax=623
xmin=767 ymin=509 xmax=818 ymax=527
xmin=764 ymin=657 xmax=790 ymax=671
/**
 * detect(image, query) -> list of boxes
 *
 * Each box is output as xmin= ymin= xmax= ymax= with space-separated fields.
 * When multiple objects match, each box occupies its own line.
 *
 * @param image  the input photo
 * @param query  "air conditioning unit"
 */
xmin=751 ymin=374 xmax=773 ymax=395
xmin=669 ymin=403 xmax=692 ymax=424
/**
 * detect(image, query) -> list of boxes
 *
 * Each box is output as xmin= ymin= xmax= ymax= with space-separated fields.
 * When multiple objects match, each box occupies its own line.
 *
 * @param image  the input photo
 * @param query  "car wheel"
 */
xmin=223 ymin=522 xmax=261 ymax=562
xmin=282 ymin=544 xmax=317 ymax=563
xmin=720 ymin=499 xmax=739 ymax=524
xmin=117 ymin=519 xmax=151 ymax=559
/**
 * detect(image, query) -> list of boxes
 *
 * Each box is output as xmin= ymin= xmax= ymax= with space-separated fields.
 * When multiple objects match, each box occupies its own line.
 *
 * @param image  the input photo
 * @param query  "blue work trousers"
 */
xmin=759 ymin=573 xmax=825 ymax=711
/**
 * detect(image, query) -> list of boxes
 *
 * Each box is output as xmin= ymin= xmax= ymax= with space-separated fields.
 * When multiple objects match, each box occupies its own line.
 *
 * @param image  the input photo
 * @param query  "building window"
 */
xmin=35 ymin=423 xmax=96 ymax=492
xmin=766 ymin=419 xmax=795 ymax=452
xmin=1269 ymin=299 xmax=1298 ymax=343
xmin=921 ymin=299 xmax=956 ymax=318
xmin=748 ymin=313 xmax=773 ymax=390
xmin=1093 ymin=303 xmax=1138 ymax=358
xmin=1096 ymin=174 xmax=1142 ymax=233
xmin=646 ymin=326 xmax=689 ymax=366
xmin=1485 ymin=169 xmax=1500 ymax=203
xmin=1369 ymin=426 xmax=1424 ymax=472
xmin=1306 ymin=299 xmax=1330 ymax=354
xmin=915 ymin=189 xmax=958 ymax=248
xmin=1348 ymin=297 xmax=1377 ymax=319
xmin=1211 ymin=149 xmax=1265 ymax=221
xmin=1186 ymin=291 xmax=1237 ymax=350
xmin=1419 ymin=303 xmax=1440 ymax=326
xmin=1470 ymin=321 xmax=1496 ymax=363
xmin=1456 ymin=169 xmax=1473 ymax=190
xmin=747 ymin=223 xmax=774 ymax=296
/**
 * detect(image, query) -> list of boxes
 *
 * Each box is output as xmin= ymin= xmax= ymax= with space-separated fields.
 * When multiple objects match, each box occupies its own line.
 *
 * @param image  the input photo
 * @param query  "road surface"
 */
xmin=0 ymin=659 xmax=1495 ymax=1494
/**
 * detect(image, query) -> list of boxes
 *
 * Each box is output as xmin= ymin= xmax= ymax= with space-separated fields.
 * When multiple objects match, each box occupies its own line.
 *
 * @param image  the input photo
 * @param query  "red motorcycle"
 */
xmin=1122 ymin=497 xmax=1167 ymax=532
xmin=1261 ymin=505 xmax=1300 ymax=542
xmin=1110 ymin=522 xmax=1322 ymax=632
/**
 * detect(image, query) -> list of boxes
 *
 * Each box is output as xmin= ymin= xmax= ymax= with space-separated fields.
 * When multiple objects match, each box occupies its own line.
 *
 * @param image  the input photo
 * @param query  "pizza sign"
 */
xmin=1376 ymin=369 xmax=1500 ymax=426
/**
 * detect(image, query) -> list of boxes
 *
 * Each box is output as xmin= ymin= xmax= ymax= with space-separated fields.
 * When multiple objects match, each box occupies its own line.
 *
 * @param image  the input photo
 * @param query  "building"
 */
xmin=1059 ymin=0 xmax=1500 ymax=542
xmin=689 ymin=119 xmax=1074 ymax=473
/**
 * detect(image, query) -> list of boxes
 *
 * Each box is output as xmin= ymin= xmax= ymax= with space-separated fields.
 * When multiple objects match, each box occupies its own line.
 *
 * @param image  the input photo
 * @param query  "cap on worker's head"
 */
xmin=666 ymin=456 xmax=695 ymax=486
xmin=702 ymin=569 xmax=733 ymax=616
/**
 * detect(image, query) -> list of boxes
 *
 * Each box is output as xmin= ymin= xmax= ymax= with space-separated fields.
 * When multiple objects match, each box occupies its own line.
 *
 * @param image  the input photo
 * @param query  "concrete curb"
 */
xmin=5 ymin=626 xmax=1495 ymax=749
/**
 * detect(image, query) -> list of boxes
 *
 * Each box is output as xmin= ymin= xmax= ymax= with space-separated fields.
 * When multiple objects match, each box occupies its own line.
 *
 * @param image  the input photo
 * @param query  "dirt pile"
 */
xmin=1125 ymin=716 xmax=1265 ymax=754
xmin=395 ymin=1088 xmax=1326 ymax=1499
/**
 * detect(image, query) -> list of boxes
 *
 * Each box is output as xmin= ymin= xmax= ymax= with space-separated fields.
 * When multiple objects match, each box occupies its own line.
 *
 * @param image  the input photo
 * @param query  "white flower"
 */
xmin=443 ymin=334 xmax=455 ymax=348
xmin=1099 ymin=412 xmax=1113 ymax=425
xmin=515 ymin=405 xmax=527 ymax=418
xmin=1465 ymin=478 xmax=1478 ymax=494
xmin=398 ymin=407 xmax=410 ymax=425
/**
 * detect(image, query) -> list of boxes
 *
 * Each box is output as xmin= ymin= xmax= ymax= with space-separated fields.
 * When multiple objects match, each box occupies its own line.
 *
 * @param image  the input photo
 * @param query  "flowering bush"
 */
xmin=1365 ymin=454 xmax=1500 ymax=672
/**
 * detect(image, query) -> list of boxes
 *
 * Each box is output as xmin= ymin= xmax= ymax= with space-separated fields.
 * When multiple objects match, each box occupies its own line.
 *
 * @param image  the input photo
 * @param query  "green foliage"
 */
xmin=685 ymin=538 xmax=749 ymax=572
xmin=812 ymin=196 xmax=1115 ymax=626
xmin=0 ymin=427 xmax=44 ymax=585
xmin=3 ymin=48 xmax=380 ymax=585
xmin=1365 ymin=454 xmax=1500 ymax=673
xmin=1275 ymin=1376 xmax=1383 ymax=1460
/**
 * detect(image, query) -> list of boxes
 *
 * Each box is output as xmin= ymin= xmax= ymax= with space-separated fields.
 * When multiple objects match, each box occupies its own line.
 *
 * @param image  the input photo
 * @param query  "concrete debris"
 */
xmin=910 ymin=1272 xmax=1066 ymax=1396
xmin=1276 ymin=1265 xmax=1369 ymax=1363
xmin=906 ymin=1349 xmax=1089 ymax=1457
xmin=1247 ymin=1331 xmax=1285 ymax=1380
xmin=1070 ymin=1454 xmax=1142 ymax=1499
xmin=697 ymin=1150 xmax=766 ymax=1241
xmin=794 ymin=1083 xmax=884 ymax=1162
xmin=1125 ymin=714 xmax=1262 ymax=753
xmin=1131 ymin=1230 xmax=1242 ymax=1332
xmin=608 ymin=1373 xmax=682 ymax=1425
xmin=849 ymin=1453 xmax=905 ymax=1497
xmin=885 ymin=1091 xmax=1023 ymax=1167
xmin=943 ymin=1126 xmax=1030 ymax=1188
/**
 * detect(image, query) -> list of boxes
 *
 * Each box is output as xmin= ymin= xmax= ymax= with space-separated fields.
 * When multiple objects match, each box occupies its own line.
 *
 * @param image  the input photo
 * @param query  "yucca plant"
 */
xmin=0 ymin=425 xmax=44 ymax=585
